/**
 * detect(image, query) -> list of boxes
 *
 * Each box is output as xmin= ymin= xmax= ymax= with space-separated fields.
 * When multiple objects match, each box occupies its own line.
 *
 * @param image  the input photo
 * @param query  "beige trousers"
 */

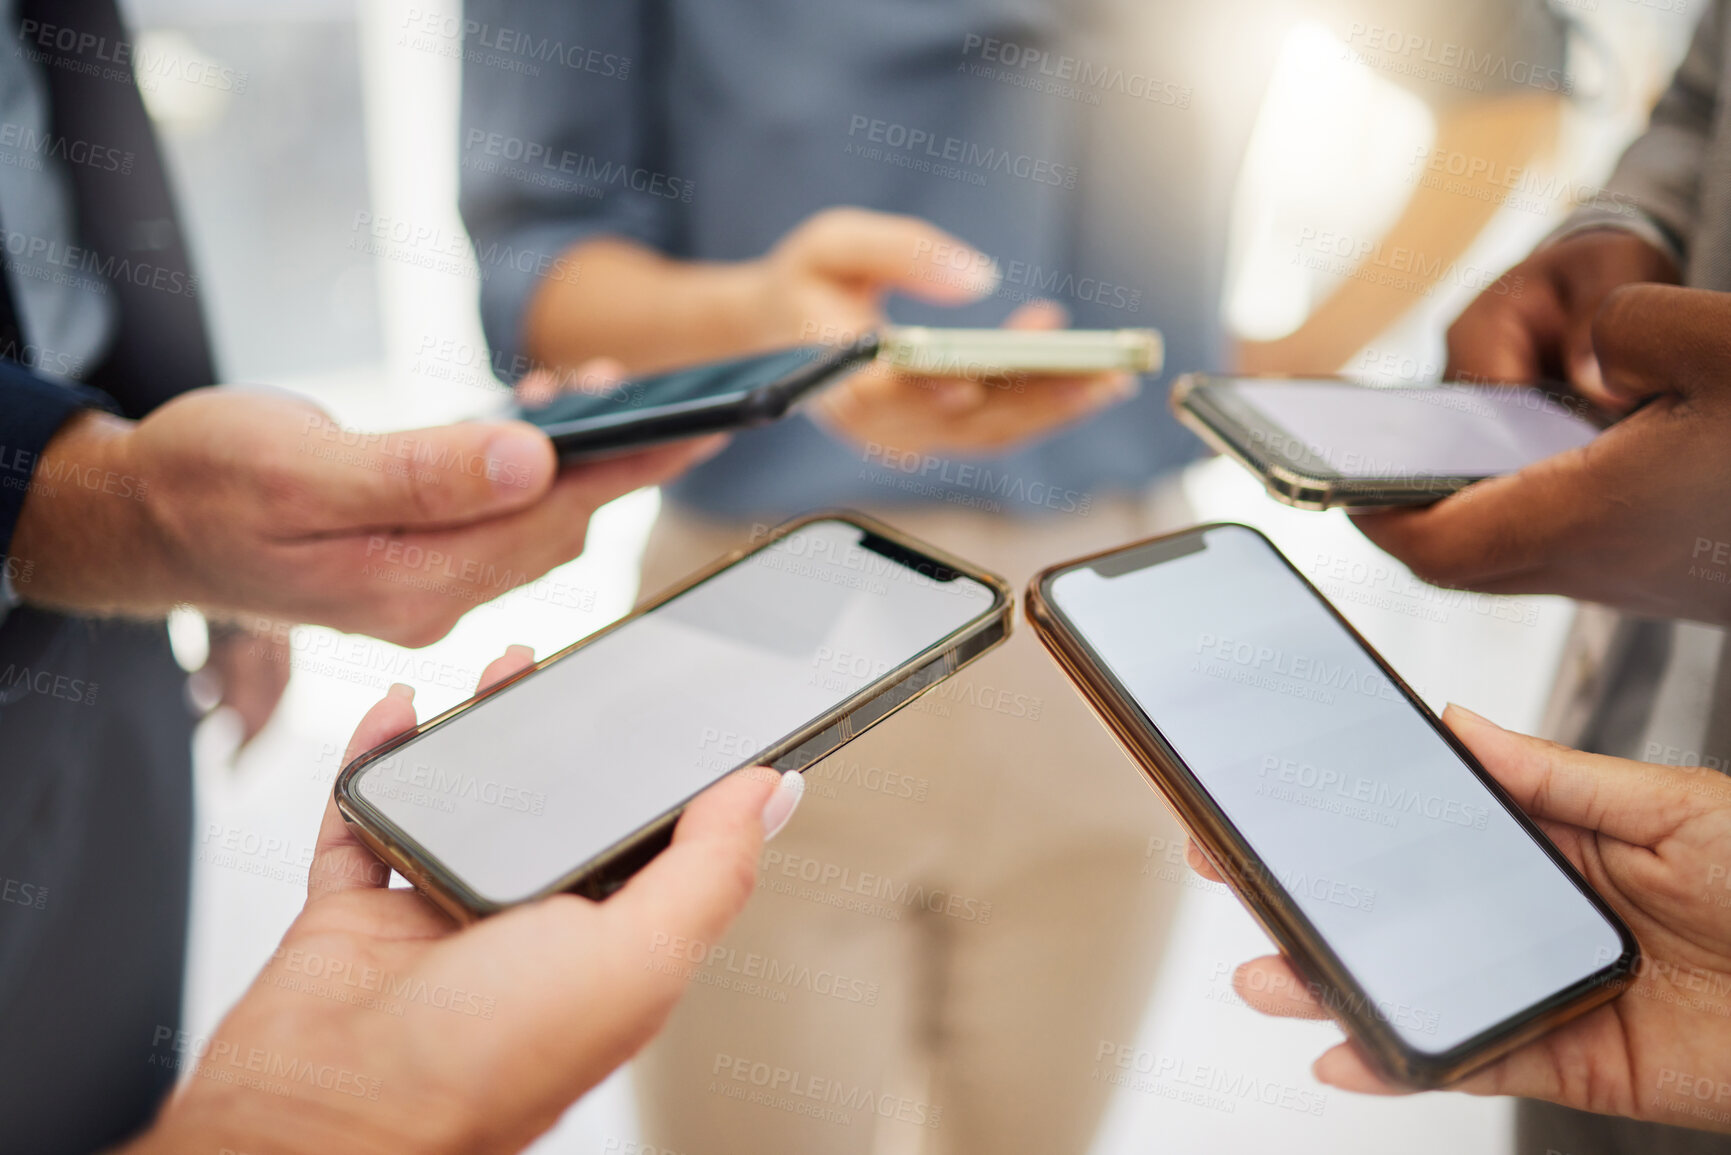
xmin=633 ymin=488 xmax=1191 ymax=1155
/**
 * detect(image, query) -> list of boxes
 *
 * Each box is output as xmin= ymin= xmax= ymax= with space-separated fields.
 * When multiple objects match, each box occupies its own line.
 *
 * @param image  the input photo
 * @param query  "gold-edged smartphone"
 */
xmin=1027 ymin=523 xmax=1636 ymax=1088
xmin=335 ymin=512 xmax=1011 ymax=922
xmin=1171 ymin=374 xmax=1609 ymax=510
xmin=879 ymin=326 xmax=1162 ymax=378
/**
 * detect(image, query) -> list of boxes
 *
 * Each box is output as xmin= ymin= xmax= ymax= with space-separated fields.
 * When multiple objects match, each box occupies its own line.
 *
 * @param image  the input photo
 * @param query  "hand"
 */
xmin=1191 ymin=705 xmax=1731 ymax=1131
xmin=128 ymin=648 xmax=806 ymax=1155
xmin=189 ymin=621 xmax=293 ymax=748
xmin=1445 ymin=228 xmax=1678 ymax=409
xmin=749 ymin=207 xmax=1136 ymax=456
xmin=1353 ymin=284 xmax=1731 ymax=625
xmin=9 ymin=388 xmax=725 ymax=646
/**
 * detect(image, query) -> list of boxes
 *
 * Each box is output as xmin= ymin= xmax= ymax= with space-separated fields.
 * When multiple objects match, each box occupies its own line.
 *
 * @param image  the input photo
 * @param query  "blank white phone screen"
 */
xmin=353 ymin=520 xmax=994 ymax=905
xmin=1047 ymin=525 xmax=1622 ymax=1052
xmin=1227 ymin=380 xmax=1599 ymax=477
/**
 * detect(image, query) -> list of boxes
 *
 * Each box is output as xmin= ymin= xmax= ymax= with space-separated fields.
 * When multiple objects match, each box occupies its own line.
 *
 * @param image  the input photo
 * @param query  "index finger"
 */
xmin=1349 ymin=443 xmax=1601 ymax=593
xmin=306 ymin=646 xmax=538 ymax=904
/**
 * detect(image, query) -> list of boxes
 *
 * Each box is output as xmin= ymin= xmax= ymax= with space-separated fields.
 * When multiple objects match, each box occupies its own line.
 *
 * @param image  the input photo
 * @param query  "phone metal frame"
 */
xmin=879 ymin=326 xmax=1163 ymax=377
xmin=532 ymin=335 xmax=881 ymax=462
xmin=335 ymin=510 xmax=1013 ymax=924
xmin=1026 ymin=523 xmax=1639 ymax=1089
xmin=1171 ymin=373 xmax=1609 ymax=511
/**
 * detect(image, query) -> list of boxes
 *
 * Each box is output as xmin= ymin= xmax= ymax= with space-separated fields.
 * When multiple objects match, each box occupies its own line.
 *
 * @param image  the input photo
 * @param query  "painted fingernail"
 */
xmin=1090 ymin=372 xmax=1139 ymax=402
xmin=960 ymin=257 xmax=1001 ymax=297
xmin=388 ymin=683 xmax=415 ymax=703
xmin=936 ymin=378 xmax=983 ymax=411
xmin=760 ymin=771 xmax=805 ymax=840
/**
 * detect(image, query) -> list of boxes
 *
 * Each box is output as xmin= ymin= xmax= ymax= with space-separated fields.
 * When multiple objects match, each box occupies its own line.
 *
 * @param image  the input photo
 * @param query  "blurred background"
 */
xmin=122 ymin=1 xmax=1700 ymax=1151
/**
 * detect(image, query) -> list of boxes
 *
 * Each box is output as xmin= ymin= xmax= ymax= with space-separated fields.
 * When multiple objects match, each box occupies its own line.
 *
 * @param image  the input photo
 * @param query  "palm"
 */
xmin=160 ymin=651 xmax=776 ymax=1155
xmin=1221 ymin=708 xmax=1731 ymax=1134
xmin=1462 ymin=803 xmax=1731 ymax=1124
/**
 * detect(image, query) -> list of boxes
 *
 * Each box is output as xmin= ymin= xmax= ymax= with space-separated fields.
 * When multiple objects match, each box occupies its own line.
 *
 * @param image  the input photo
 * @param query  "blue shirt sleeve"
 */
xmin=458 ymin=2 xmax=669 ymax=379
xmin=0 ymin=359 xmax=117 ymax=561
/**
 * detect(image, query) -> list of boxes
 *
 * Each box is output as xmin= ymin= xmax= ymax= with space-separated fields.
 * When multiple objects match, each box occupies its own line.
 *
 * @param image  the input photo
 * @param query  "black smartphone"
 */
xmin=1027 ymin=523 xmax=1637 ymax=1088
xmin=335 ymin=512 xmax=1011 ymax=920
xmin=516 ymin=337 xmax=880 ymax=461
xmin=1172 ymin=374 xmax=1611 ymax=509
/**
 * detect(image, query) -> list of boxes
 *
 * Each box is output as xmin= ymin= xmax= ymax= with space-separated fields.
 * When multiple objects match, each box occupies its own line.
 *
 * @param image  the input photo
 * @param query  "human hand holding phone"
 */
xmin=126 ymin=647 xmax=802 ymax=1155
xmin=1444 ymin=228 xmax=1678 ymax=407
xmin=1352 ymin=284 xmax=1731 ymax=626
xmin=1194 ymin=704 xmax=1731 ymax=1133
xmin=762 ymin=209 xmax=1136 ymax=455
xmin=7 ymin=385 xmax=724 ymax=647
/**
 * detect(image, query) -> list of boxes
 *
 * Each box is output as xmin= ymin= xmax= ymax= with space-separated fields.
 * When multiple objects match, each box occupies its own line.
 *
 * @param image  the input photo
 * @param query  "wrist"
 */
xmin=7 ymin=408 xmax=179 ymax=615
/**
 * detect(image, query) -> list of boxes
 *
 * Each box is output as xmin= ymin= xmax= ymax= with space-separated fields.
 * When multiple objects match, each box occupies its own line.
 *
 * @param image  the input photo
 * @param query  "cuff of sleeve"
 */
xmin=1542 ymin=207 xmax=1686 ymax=269
xmin=0 ymin=361 xmax=121 ymax=560
xmin=475 ymin=218 xmax=618 ymax=384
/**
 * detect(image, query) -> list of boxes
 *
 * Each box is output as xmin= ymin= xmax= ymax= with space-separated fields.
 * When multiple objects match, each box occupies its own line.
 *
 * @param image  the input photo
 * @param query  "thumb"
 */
xmin=788 ymin=207 xmax=1000 ymax=305
xmin=293 ymin=414 xmax=556 ymax=532
xmin=1592 ymin=283 xmax=1731 ymax=412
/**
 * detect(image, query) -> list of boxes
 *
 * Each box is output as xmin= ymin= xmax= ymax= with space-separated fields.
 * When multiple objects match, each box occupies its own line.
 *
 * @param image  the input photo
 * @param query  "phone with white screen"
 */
xmin=335 ymin=513 xmax=1010 ymax=921
xmin=1028 ymin=524 xmax=1636 ymax=1087
xmin=1172 ymin=374 xmax=1611 ymax=509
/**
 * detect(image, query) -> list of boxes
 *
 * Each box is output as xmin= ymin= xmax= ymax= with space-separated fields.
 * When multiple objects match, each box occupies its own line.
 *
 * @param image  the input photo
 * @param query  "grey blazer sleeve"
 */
xmin=458 ymin=1 xmax=675 ymax=377
xmin=1552 ymin=0 xmax=1726 ymax=265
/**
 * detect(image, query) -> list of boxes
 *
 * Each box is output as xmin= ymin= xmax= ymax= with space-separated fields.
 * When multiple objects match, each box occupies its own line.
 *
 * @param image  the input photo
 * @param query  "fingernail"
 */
xmin=960 ymin=258 xmax=1000 ymax=297
xmin=388 ymin=683 xmax=415 ymax=703
xmin=1092 ymin=372 xmax=1140 ymax=402
xmin=505 ymin=644 xmax=534 ymax=663
xmin=936 ymin=378 xmax=983 ymax=411
xmin=1573 ymin=354 xmax=1604 ymax=398
xmin=483 ymin=425 xmax=553 ymax=494
xmin=760 ymin=771 xmax=805 ymax=840
xmin=1444 ymin=702 xmax=1492 ymax=727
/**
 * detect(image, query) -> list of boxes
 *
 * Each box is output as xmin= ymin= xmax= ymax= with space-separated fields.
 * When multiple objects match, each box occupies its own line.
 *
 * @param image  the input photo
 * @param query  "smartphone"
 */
xmin=516 ymin=337 xmax=879 ymax=461
xmin=1171 ymin=374 xmax=1610 ymax=509
xmin=335 ymin=513 xmax=1011 ymax=921
xmin=878 ymin=326 xmax=1162 ymax=378
xmin=1027 ymin=523 xmax=1636 ymax=1088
